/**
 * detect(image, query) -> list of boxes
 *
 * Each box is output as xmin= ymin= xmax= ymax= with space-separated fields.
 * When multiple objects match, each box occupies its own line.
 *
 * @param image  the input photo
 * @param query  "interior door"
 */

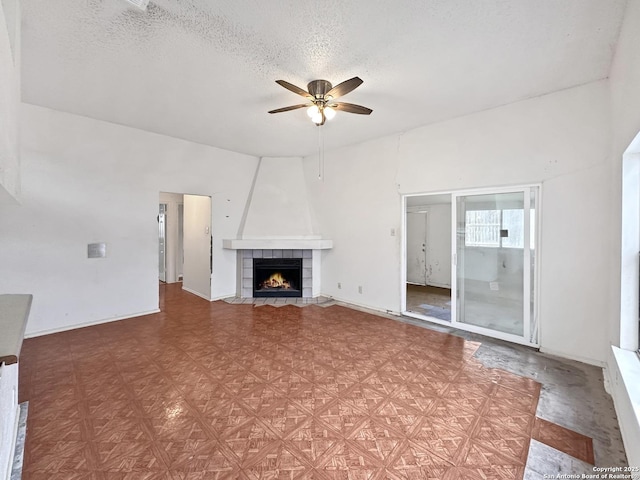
xmin=425 ymin=203 xmax=452 ymax=288
xmin=452 ymin=188 xmax=536 ymax=344
xmin=406 ymin=212 xmax=427 ymax=284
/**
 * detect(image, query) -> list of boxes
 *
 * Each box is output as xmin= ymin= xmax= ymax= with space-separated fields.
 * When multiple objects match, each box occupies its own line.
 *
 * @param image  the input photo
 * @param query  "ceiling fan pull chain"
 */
xmin=318 ymin=126 xmax=324 ymax=181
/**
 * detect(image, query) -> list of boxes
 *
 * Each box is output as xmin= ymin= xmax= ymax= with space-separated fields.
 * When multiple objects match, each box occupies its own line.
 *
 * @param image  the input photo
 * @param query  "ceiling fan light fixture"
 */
xmin=311 ymin=111 xmax=324 ymax=125
xmin=324 ymin=106 xmax=336 ymax=121
xmin=307 ymin=105 xmax=320 ymax=118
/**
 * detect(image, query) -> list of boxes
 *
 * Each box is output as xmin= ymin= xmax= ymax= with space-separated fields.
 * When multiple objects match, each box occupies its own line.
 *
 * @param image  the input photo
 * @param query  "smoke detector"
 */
xmin=125 ymin=0 xmax=149 ymax=10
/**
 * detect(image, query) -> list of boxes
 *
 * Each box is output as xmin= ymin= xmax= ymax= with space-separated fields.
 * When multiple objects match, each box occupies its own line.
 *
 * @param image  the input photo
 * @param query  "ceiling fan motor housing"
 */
xmin=307 ymin=80 xmax=333 ymax=100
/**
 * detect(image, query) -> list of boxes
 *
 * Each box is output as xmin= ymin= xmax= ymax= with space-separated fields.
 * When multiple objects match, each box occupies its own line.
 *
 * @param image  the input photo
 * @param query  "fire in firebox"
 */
xmin=253 ymin=258 xmax=302 ymax=298
xmin=260 ymin=272 xmax=291 ymax=289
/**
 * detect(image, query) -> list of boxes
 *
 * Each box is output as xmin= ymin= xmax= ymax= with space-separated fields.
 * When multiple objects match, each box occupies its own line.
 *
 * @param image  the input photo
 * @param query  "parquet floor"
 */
xmin=18 ymin=283 xmax=586 ymax=479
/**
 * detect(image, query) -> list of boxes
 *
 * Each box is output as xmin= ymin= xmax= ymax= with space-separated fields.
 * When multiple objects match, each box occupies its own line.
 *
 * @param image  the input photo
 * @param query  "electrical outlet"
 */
xmin=338 ymin=282 xmax=342 ymax=289
xmin=358 ymin=286 xmax=363 ymax=294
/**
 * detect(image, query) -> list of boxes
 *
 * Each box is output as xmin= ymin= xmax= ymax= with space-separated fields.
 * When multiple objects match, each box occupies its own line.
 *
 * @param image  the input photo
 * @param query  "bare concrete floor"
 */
xmin=393 ymin=313 xmax=629 ymax=476
xmin=406 ymin=283 xmax=526 ymax=335
xmin=406 ymin=284 xmax=452 ymax=320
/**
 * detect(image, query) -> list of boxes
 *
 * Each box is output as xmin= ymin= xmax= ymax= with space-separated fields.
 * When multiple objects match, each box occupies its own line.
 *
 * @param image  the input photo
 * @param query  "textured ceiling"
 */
xmin=20 ymin=0 xmax=627 ymax=158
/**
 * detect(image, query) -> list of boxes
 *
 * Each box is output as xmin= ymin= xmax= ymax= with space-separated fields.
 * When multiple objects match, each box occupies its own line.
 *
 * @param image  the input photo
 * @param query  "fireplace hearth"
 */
xmin=253 ymin=258 xmax=302 ymax=298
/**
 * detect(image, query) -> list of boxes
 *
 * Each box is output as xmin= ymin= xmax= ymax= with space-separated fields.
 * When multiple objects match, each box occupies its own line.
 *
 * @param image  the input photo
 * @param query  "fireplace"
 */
xmin=235 ymin=249 xmax=317 ymax=299
xmin=253 ymin=258 xmax=303 ymax=298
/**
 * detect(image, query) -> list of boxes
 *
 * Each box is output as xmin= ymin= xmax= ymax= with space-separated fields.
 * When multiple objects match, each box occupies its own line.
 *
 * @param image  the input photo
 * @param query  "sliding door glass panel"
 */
xmin=456 ymin=192 xmax=525 ymax=336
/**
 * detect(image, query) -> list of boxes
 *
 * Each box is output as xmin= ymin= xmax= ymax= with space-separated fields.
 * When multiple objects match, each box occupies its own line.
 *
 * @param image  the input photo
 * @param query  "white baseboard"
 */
xmin=24 ymin=309 xmax=161 ymax=338
xmin=325 ymin=294 xmax=401 ymax=317
xmin=181 ymin=286 xmax=211 ymax=301
xmin=538 ymin=347 xmax=606 ymax=367
xmin=210 ymin=292 xmax=238 ymax=302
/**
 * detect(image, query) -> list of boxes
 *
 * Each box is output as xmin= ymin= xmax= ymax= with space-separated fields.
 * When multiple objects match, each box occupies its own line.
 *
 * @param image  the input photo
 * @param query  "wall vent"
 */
xmin=125 ymin=0 xmax=150 ymax=10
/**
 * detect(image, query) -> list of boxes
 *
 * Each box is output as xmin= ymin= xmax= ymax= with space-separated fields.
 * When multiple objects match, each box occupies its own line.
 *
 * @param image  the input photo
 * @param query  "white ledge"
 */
xmin=223 ymin=239 xmax=333 ymax=250
xmin=609 ymin=346 xmax=640 ymax=467
xmin=0 ymin=294 xmax=33 ymax=365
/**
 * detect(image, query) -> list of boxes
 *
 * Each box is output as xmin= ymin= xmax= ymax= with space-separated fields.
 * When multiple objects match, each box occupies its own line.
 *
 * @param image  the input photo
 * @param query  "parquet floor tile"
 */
xmin=17 ymin=283 xmax=596 ymax=479
xmin=531 ymin=417 xmax=595 ymax=465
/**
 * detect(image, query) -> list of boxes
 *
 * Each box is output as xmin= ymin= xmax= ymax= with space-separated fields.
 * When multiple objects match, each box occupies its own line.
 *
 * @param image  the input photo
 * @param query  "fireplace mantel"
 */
xmin=222 ymin=239 xmax=333 ymax=250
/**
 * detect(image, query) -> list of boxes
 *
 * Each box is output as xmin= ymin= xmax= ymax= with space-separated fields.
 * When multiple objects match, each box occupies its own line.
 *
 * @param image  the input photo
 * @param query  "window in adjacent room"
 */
xmin=465 ymin=209 xmax=535 ymax=249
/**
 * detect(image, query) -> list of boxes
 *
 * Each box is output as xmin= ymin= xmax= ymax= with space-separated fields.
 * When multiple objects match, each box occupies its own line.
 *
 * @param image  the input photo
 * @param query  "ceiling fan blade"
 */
xmin=275 ymin=80 xmax=313 ymax=99
xmin=268 ymin=104 xmax=310 ymax=114
xmin=326 ymin=77 xmax=363 ymax=99
xmin=333 ymin=102 xmax=372 ymax=115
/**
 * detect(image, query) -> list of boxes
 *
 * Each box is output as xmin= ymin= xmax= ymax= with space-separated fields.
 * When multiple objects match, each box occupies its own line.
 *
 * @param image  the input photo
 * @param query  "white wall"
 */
xmin=609 ymin=0 xmax=640 ymax=347
xmin=239 ymin=157 xmax=319 ymax=239
xmin=304 ymin=136 xmax=404 ymax=310
xmin=305 ymin=80 xmax=612 ymax=365
xmin=464 ymin=247 xmax=522 ymax=285
xmin=606 ymin=0 xmax=640 ymax=466
xmin=0 ymin=104 xmax=258 ymax=336
xmin=0 ymin=0 xmax=20 ymax=203
xmin=183 ymin=194 xmax=212 ymax=300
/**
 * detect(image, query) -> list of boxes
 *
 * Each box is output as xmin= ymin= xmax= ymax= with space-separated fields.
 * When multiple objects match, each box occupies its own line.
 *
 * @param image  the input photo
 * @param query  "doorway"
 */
xmin=159 ymin=193 xmax=184 ymax=284
xmin=406 ymin=194 xmax=452 ymax=320
xmin=403 ymin=186 xmax=539 ymax=347
xmin=159 ymin=192 xmax=212 ymax=301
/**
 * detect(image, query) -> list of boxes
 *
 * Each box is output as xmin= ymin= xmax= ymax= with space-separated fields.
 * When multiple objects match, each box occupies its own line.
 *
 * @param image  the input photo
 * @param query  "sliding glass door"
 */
xmin=403 ymin=186 xmax=538 ymax=347
xmin=452 ymin=187 xmax=537 ymax=344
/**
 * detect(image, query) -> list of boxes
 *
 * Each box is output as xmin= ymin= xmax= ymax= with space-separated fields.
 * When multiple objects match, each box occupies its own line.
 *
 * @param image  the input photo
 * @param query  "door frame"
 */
xmin=159 ymin=192 xmax=212 ymax=302
xmin=401 ymin=184 xmax=542 ymax=348
xmin=158 ymin=203 xmax=168 ymax=282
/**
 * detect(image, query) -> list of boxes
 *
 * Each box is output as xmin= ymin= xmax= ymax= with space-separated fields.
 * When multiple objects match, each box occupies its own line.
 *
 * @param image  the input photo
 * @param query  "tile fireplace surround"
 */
xmin=239 ymin=249 xmax=316 ymax=299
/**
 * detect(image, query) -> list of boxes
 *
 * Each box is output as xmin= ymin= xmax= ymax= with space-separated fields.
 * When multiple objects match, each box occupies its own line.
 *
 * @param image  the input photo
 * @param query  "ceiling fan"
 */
xmin=268 ymin=77 xmax=373 ymax=126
